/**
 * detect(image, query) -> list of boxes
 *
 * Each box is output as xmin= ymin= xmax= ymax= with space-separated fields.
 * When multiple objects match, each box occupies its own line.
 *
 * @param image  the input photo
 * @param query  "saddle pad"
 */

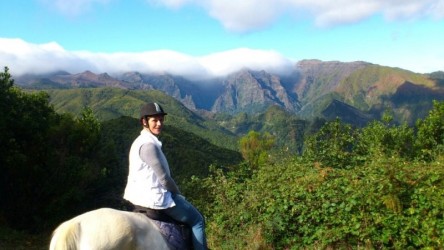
xmin=152 ymin=220 xmax=192 ymax=250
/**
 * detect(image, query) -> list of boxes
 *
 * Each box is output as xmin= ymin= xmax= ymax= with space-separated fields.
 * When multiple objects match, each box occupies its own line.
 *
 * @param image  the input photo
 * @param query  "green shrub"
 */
xmin=303 ymin=119 xmax=359 ymax=169
xmin=201 ymin=153 xmax=444 ymax=249
xmin=416 ymin=100 xmax=444 ymax=160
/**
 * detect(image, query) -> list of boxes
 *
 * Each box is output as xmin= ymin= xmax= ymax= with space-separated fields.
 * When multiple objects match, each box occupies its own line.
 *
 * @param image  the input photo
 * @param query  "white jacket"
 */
xmin=123 ymin=129 xmax=175 ymax=209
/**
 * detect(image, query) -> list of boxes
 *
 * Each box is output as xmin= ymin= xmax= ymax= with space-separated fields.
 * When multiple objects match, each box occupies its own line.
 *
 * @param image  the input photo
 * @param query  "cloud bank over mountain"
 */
xmin=0 ymin=38 xmax=294 ymax=78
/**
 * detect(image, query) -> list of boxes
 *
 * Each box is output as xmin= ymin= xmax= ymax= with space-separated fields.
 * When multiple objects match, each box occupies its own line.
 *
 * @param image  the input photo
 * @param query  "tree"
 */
xmin=415 ymin=100 xmax=444 ymax=160
xmin=0 ymin=67 xmax=57 ymax=230
xmin=357 ymin=112 xmax=415 ymax=161
xmin=303 ymin=118 xmax=358 ymax=169
xmin=239 ymin=131 xmax=275 ymax=169
xmin=0 ymin=67 xmax=120 ymax=231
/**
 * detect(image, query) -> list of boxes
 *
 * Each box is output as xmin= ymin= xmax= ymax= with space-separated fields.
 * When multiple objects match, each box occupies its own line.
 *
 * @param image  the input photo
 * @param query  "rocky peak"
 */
xmin=211 ymin=69 xmax=299 ymax=114
xmin=120 ymin=71 xmax=144 ymax=83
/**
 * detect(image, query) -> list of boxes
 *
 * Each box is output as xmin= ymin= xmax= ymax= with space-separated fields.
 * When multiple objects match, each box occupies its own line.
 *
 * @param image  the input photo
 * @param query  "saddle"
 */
xmin=133 ymin=205 xmax=179 ymax=223
xmin=133 ymin=205 xmax=192 ymax=250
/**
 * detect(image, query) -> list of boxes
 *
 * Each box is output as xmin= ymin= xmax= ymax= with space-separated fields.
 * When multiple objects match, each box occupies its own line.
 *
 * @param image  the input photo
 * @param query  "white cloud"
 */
xmin=204 ymin=0 xmax=282 ymax=32
xmin=0 ymin=38 xmax=93 ymax=75
xmin=40 ymin=0 xmax=112 ymax=16
xmin=199 ymin=48 xmax=294 ymax=76
xmin=149 ymin=0 xmax=444 ymax=31
xmin=147 ymin=0 xmax=193 ymax=9
xmin=0 ymin=38 xmax=295 ymax=78
xmin=307 ymin=1 xmax=381 ymax=27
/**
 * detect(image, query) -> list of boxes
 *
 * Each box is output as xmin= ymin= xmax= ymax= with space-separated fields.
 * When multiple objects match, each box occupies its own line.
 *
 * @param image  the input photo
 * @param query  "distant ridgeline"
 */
xmin=17 ymin=60 xmax=444 ymax=128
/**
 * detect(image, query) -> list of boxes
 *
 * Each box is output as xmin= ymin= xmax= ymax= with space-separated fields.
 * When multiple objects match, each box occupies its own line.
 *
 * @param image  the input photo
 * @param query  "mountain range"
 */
xmin=16 ymin=59 xmax=444 ymax=125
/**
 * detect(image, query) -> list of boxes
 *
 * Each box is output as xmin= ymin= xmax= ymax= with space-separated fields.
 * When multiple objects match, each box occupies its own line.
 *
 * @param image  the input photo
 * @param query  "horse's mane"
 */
xmin=50 ymin=219 xmax=80 ymax=250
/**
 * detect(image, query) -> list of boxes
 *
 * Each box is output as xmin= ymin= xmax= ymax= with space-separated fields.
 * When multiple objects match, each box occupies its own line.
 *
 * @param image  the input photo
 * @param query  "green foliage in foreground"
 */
xmin=196 ymin=153 xmax=444 ymax=249
xmin=191 ymin=102 xmax=444 ymax=249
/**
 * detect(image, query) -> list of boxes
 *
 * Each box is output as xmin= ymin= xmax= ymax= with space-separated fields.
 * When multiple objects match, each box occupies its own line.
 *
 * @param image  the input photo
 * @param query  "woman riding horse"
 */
xmin=123 ymin=102 xmax=208 ymax=250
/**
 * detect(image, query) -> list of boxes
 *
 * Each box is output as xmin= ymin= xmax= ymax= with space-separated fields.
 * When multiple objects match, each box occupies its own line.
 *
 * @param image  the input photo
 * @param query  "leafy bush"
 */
xmin=303 ymin=119 xmax=359 ymax=169
xmin=415 ymin=100 xmax=444 ymax=160
xmin=356 ymin=113 xmax=415 ymax=161
xmin=200 ymin=153 xmax=444 ymax=249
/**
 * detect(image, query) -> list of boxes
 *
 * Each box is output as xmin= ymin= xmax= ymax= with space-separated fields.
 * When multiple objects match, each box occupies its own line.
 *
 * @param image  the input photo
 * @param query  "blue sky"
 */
xmin=1 ymin=0 xmax=443 ymax=78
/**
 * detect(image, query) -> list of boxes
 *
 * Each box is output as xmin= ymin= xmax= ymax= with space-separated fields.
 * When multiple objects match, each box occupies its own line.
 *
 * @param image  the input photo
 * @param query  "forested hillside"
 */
xmin=43 ymin=87 xmax=240 ymax=151
xmin=2 ymin=66 xmax=443 ymax=249
xmin=41 ymin=87 xmax=315 ymax=153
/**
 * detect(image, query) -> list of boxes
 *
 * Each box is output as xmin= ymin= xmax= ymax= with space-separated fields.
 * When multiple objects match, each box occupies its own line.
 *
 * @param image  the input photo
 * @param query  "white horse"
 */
xmin=49 ymin=208 xmax=189 ymax=250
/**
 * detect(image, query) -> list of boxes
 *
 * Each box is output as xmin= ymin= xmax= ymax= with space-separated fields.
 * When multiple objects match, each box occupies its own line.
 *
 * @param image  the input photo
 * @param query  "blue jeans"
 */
xmin=164 ymin=194 xmax=207 ymax=250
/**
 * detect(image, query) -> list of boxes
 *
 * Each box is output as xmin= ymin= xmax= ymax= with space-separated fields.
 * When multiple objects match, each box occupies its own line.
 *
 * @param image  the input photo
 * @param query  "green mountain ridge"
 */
xmin=20 ymin=60 xmax=444 ymax=126
xmin=44 ymin=87 xmax=239 ymax=151
xmin=294 ymin=61 xmax=444 ymax=124
xmin=43 ymin=87 xmax=314 ymax=153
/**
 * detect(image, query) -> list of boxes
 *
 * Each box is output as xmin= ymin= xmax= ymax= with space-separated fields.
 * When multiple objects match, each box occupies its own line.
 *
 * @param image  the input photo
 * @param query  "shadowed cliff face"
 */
xmin=391 ymin=81 xmax=444 ymax=105
xmin=321 ymin=99 xmax=374 ymax=127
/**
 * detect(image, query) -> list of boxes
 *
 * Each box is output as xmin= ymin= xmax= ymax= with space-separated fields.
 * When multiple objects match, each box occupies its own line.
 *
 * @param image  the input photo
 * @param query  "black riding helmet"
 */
xmin=140 ymin=102 xmax=168 ymax=119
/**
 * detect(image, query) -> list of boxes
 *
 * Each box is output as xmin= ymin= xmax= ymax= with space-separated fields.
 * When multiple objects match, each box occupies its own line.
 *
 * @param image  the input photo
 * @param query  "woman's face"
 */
xmin=145 ymin=115 xmax=165 ymax=135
